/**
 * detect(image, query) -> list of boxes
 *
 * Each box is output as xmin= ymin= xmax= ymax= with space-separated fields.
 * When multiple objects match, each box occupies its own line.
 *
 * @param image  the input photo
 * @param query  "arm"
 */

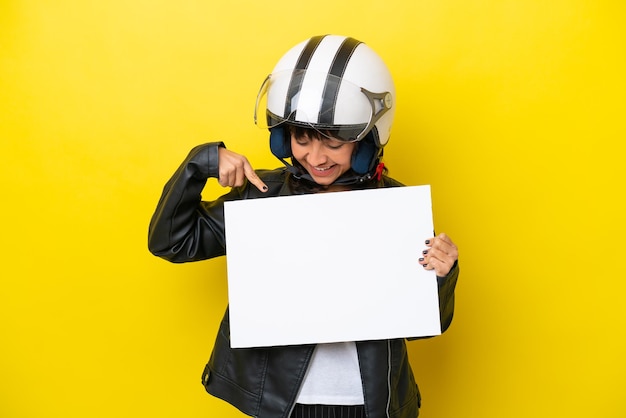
xmin=415 ymin=233 xmax=460 ymax=336
xmin=437 ymin=260 xmax=459 ymax=333
xmin=148 ymin=142 xmax=231 ymax=262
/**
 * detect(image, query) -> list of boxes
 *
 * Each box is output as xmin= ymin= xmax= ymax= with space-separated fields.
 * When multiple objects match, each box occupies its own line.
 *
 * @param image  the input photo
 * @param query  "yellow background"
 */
xmin=1 ymin=1 xmax=624 ymax=417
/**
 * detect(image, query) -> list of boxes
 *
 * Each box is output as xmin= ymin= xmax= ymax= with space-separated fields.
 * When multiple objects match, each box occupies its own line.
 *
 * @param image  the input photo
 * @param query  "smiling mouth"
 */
xmin=313 ymin=165 xmax=334 ymax=172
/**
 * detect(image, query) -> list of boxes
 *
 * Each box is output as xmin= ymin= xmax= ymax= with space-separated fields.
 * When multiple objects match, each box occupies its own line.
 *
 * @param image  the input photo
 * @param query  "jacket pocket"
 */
xmin=207 ymin=310 xmax=269 ymax=396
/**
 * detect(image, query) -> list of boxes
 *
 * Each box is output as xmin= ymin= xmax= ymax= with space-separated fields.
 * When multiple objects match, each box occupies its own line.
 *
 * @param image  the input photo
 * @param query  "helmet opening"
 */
xmin=269 ymin=125 xmax=381 ymax=176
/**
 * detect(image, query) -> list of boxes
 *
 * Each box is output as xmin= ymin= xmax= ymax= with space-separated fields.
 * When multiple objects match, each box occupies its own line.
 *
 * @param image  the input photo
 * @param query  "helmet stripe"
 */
xmin=319 ymin=37 xmax=362 ymax=125
xmin=283 ymin=35 xmax=325 ymax=118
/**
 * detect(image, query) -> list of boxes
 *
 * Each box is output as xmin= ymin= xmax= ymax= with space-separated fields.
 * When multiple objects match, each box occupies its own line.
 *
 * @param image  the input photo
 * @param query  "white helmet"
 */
xmin=254 ymin=35 xmax=396 ymax=178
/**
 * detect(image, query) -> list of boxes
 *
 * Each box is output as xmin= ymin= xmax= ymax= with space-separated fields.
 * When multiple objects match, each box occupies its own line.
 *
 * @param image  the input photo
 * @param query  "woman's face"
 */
xmin=290 ymin=132 xmax=356 ymax=186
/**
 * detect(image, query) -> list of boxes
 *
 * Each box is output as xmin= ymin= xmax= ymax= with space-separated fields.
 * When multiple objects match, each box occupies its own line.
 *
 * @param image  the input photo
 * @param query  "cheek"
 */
xmin=336 ymin=146 xmax=356 ymax=165
xmin=290 ymin=141 xmax=305 ymax=162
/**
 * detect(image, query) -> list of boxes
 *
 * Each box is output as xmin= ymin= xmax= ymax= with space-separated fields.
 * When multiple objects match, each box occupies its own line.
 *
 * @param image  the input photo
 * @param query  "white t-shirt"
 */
xmin=296 ymin=342 xmax=365 ymax=405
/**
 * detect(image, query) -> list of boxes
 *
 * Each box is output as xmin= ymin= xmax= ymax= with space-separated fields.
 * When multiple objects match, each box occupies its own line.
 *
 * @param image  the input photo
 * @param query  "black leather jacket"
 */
xmin=148 ymin=143 xmax=459 ymax=418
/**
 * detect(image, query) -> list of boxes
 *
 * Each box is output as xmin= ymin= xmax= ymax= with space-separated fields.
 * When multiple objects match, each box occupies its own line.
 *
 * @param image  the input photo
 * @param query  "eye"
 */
xmin=324 ymin=140 xmax=345 ymax=150
xmin=294 ymin=136 xmax=311 ymax=146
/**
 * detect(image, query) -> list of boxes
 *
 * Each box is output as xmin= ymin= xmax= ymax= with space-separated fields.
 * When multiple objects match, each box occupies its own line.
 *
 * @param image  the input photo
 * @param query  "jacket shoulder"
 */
xmin=381 ymin=175 xmax=405 ymax=188
xmin=256 ymin=168 xmax=289 ymax=182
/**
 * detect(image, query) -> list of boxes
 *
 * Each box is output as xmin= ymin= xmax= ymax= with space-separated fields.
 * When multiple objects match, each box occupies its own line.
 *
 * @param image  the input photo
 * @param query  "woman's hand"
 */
xmin=419 ymin=233 xmax=458 ymax=277
xmin=218 ymin=148 xmax=268 ymax=192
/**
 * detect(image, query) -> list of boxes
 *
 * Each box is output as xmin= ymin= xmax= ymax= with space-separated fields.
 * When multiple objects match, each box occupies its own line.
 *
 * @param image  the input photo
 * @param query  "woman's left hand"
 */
xmin=419 ymin=233 xmax=458 ymax=277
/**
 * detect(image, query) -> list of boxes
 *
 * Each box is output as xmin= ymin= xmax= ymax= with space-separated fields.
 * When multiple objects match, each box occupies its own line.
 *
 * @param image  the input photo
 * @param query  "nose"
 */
xmin=305 ymin=141 xmax=327 ymax=166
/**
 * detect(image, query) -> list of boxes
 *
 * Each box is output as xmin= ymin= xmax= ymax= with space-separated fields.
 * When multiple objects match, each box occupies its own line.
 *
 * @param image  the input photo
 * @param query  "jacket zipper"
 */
xmin=386 ymin=339 xmax=392 ymax=418
xmin=286 ymin=346 xmax=316 ymax=418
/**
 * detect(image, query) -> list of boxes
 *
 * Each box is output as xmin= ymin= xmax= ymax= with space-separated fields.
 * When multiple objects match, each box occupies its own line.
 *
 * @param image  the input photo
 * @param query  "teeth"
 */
xmin=314 ymin=166 xmax=332 ymax=171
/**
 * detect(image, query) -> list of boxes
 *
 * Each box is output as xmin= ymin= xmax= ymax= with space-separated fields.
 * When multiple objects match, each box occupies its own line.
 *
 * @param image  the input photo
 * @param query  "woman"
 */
xmin=148 ymin=34 xmax=459 ymax=418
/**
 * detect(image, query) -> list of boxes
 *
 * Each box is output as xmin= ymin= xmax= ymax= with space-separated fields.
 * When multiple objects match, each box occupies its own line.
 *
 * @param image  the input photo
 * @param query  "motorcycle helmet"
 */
xmin=254 ymin=34 xmax=395 ymax=180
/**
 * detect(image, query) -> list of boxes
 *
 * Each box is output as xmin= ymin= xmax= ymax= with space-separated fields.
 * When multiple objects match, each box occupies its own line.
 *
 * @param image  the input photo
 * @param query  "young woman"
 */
xmin=148 ymin=34 xmax=459 ymax=418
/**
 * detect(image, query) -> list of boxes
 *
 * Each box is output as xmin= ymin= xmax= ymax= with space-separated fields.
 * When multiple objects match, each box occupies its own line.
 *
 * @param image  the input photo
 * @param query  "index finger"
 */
xmin=243 ymin=162 xmax=268 ymax=192
xmin=433 ymin=232 xmax=458 ymax=258
xmin=435 ymin=232 xmax=453 ymax=245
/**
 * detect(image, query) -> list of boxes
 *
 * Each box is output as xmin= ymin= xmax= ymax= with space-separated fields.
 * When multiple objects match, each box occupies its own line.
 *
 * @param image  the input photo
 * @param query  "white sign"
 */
xmin=224 ymin=185 xmax=441 ymax=348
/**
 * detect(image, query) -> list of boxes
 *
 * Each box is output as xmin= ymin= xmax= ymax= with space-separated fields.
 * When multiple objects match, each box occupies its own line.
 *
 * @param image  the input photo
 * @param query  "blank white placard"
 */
xmin=224 ymin=185 xmax=441 ymax=348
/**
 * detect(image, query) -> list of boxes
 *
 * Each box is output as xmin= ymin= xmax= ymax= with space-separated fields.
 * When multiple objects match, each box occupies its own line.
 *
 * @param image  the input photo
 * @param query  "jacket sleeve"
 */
xmin=437 ymin=261 xmax=459 ymax=333
xmin=147 ymin=142 xmax=241 ymax=263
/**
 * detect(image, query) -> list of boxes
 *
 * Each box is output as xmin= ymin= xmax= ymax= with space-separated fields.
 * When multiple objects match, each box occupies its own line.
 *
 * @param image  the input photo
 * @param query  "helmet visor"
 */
xmin=254 ymin=69 xmax=388 ymax=142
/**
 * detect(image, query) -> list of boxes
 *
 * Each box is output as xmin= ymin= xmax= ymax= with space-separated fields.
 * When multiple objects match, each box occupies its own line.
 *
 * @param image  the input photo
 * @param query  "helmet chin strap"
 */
xmin=278 ymin=157 xmax=375 ymax=186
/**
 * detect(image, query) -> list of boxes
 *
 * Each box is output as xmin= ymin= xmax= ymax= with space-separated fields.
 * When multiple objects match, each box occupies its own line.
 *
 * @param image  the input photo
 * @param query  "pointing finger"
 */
xmin=243 ymin=161 xmax=268 ymax=192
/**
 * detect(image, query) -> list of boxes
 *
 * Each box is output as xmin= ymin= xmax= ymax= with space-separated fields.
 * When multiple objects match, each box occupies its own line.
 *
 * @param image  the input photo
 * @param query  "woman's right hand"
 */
xmin=218 ymin=147 xmax=268 ymax=192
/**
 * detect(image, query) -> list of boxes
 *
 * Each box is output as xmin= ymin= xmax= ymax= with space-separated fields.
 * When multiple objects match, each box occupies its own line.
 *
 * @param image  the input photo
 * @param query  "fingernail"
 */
xmin=422 ymin=250 xmax=429 ymax=255
xmin=425 ymin=239 xmax=430 ymax=244
xmin=262 ymin=185 xmax=268 ymax=191
xmin=422 ymin=264 xmax=428 ymax=268
xmin=419 ymin=258 xmax=424 ymax=262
